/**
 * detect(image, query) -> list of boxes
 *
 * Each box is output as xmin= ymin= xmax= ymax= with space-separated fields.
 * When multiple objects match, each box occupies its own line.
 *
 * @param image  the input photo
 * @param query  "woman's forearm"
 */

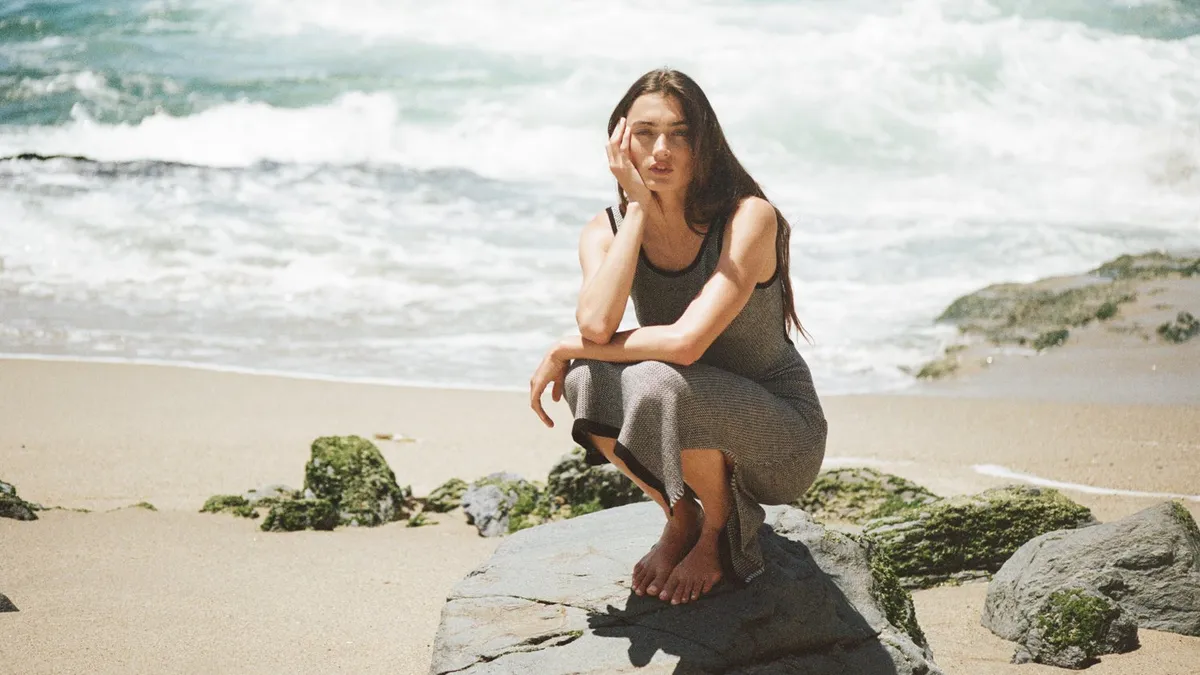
xmin=575 ymin=204 xmax=647 ymax=343
xmin=553 ymin=324 xmax=696 ymax=366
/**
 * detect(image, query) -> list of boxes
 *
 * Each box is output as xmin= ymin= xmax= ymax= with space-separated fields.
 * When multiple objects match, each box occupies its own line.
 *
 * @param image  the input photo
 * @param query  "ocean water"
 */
xmin=1 ymin=0 xmax=1198 ymax=393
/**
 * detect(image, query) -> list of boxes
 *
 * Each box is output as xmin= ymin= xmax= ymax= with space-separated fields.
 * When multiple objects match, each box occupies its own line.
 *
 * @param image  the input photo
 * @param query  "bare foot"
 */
xmin=632 ymin=499 xmax=700 ymax=598
xmin=660 ymin=530 xmax=723 ymax=605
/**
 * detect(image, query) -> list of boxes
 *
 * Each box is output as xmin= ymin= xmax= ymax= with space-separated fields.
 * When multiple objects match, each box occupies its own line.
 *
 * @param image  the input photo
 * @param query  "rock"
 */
xmin=0 ymin=479 xmax=38 ymax=521
xmin=430 ymin=502 xmax=942 ymax=675
xmin=305 ymin=435 xmax=413 ymax=527
xmin=243 ymin=484 xmax=297 ymax=508
xmin=0 ymin=593 xmax=17 ymax=612
xmin=200 ymin=494 xmax=256 ymax=518
xmin=936 ymin=278 xmax=1137 ymax=347
xmin=1091 ymin=252 xmax=1200 ymax=280
xmin=1032 ymin=328 xmax=1070 ymax=351
xmin=260 ymin=498 xmax=339 ymax=532
xmin=1010 ymin=587 xmax=1139 ymax=669
xmin=546 ymin=447 xmax=648 ymax=513
xmin=797 ymin=467 xmax=939 ymax=524
xmin=425 ymin=478 xmax=468 ymax=513
xmin=983 ymin=501 xmax=1200 ymax=641
xmin=863 ymin=485 xmax=1093 ymax=589
xmin=461 ymin=473 xmax=532 ymax=537
xmin=1157 ymin=311 xmax=1199 ymax=344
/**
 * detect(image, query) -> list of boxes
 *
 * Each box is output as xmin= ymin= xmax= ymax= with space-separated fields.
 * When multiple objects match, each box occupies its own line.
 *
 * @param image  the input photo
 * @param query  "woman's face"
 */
xmin=626 ymin=93 xmax=693 ymax=194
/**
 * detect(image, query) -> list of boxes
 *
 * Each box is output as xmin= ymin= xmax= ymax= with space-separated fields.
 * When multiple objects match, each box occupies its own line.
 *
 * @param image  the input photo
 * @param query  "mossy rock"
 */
xmin=1157 ymin=311 xmax=1199 ymax=344
xmin=862 ymin=486 xmax=1094 ymax=588
xmin=1091 ymin=252 xmax=1200 ymax=280
xmin=797 ymin=467 xmax=939 ymax=524
xmin=0 ymin=480 xmax=38 ymax=521
xmin=546 ymin=447 xmax=648 ymax=511
xmin=305 ymin=435 xmax=413 ymax=527
xmin=424 ymin=478 xmax=468 ymax=513
xmin=1017 ymin=587 xmax=1139 ymax=668
xmin=866 ymin=541 xmax=927 ymax=648
xmin=1032 ymin=328 xmax=1069 ymax=351
xmin=1094 ymin=300 xmax=1118 ymax=321
xmin=506 ymin=480 xmax=554 ymax=534
xmin=200 ymin=494 xmax=256 ymax=519
xmin=936 ymin=279 xmax=1137 ymax=347
xmin=915 ymin=353 xmax=960 ymax=380
xmin=261 ymin=499 xmax=339 ymax=532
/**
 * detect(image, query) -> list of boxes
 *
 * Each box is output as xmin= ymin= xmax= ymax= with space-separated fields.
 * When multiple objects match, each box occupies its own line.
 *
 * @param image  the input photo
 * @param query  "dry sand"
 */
xmin=2 ymin=358 xmax=1199 ymax=674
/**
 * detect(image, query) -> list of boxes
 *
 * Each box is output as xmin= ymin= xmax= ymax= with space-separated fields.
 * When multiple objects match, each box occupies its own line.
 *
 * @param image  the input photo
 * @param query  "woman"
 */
xmin=529 ymin=68 xmax=827 ymax=606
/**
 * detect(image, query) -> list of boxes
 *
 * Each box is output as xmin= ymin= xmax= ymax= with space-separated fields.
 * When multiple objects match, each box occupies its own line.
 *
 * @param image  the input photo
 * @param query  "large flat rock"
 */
xmin=430 ymin=502 xmax=942 ymax=674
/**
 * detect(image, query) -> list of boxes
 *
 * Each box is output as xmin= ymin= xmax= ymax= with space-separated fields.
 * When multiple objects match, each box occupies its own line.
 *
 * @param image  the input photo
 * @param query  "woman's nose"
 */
xmin=653 ymin=134 xmax=671 ymax=156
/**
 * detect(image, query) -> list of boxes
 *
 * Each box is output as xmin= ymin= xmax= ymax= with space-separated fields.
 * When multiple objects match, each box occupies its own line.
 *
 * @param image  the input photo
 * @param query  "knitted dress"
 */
xmin=564 ymin=204 xmax=827 ymax=583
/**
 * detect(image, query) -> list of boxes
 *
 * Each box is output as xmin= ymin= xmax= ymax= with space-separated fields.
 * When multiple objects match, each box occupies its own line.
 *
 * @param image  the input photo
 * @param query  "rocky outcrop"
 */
xmin=260 ymin=498 xmax=339 ymax=532
xmin=0 ymin=593 xmax=17 ymax=612
xmin=983 ymin=501 xmax=1200 ymax=658
xmin=1010 ymin=587 xmax=1139 ymax=669
xmin=430 ymin=502 xmax=942 ymax=675
xmin=461 ymin=473 xmax=536 ymax=537
xmin=304 ymin=435 xmax=412 ymax=527
xmin=201 ymin=436 xmax=416 ymax=531
xmin=461 ymin=449 xmax=651 ymax=538
xmin=424 ymin=478 xmax=468 ymax=513
xmin=797 ymin=467 xmax=939 ymax=524
xmin=1157 ymin=311 xmax=1199 ymax=343
xmin=863 ymin=486 xmax=1094 ymax=588
xmin=0 ymin=479 xmax=39 ymax=521
xmin=545 ymin=447 xmax=648 ymax=513
xmin=914 ymin=250 xmax=1200 ymax=379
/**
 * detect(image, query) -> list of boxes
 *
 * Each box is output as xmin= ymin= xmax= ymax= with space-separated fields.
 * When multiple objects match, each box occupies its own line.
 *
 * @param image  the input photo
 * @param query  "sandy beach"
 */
xmin=2 ymin=357 xmax=1199 ymax=674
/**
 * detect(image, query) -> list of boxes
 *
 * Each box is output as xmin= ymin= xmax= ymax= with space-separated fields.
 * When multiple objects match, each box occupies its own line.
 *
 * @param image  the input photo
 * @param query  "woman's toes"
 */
xmin=659 ymin=574 xmax=679 ymax=603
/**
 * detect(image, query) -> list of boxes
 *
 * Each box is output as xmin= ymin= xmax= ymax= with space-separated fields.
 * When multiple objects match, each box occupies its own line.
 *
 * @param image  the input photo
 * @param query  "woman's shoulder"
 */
xmin=729 ymin=196 xmax=776 ymax=224
xmin=721 ymin=196 xmax=778 ymax=244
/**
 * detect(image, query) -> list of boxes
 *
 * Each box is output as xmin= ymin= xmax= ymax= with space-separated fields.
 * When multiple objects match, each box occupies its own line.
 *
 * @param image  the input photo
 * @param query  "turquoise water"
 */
xmin=2 ymin=0 xmax=1198 ymax=391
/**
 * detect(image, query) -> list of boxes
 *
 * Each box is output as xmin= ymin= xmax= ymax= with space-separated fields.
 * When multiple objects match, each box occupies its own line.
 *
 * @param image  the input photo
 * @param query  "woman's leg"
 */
xmin=584 ymin=432 xmax=702 ymax=598
xmin=659 ymin=448 xmax=732 ymax=604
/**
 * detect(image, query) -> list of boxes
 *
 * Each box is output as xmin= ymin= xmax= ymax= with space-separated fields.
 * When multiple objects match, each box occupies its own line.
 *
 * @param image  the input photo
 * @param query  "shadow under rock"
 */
xmin=586 ymin=529 xmax=901 ymax=674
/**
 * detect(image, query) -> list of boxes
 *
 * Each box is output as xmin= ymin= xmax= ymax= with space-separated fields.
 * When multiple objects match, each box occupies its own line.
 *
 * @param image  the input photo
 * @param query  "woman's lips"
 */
xmin=649 ymin=165 xmax=673 ymax=176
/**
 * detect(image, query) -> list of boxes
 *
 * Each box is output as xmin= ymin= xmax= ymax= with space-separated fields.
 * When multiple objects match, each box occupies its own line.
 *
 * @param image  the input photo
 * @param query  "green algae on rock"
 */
xmin=1019 ymin=587 xmax=1139 ymax=669
xmin=863 ymin=486 xmax=1094 ymax=589
xmin=1090 ymin=252 xmax=1200 ymax=281
xmin=305 ymin=435 xmax=413 ymax=527
xmin=868 ymin=545 xmax=927 ymax=648
xmin=937 ymin=280 xmax=1137 ymax=346
xmin=200 ymin=494 xmax=256 ymax=518
xmin=1157 ymin=311 xmax=1199 ymax=343
xmin=797 ymin=467 xmax=940 ymax=524
xmin=261 ymin=498 xmax=339 ymax=532
xmin=545 ymin=447 xmax=648 ymax=511
xmin=1032 ymin=328 xmax=1070 ymax=351
xmin=424 ymin=478 xmax=468 ymax=513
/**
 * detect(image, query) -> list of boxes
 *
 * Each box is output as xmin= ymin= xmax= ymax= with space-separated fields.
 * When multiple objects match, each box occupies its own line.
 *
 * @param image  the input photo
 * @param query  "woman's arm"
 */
xmin=557 ymin=197 xmax=779 ymax=365
xmin=574 ymin=202 xmax=648 ymax=344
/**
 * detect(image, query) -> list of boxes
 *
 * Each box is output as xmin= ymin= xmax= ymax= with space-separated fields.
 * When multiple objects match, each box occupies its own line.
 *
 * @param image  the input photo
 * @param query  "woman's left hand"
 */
xmin=529 ymin=346 xmax=569 ymax=428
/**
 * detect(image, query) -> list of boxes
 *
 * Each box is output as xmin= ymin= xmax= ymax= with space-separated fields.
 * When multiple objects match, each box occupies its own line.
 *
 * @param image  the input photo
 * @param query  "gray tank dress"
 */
xmin=564 ymin=203 xmax=828 ymax=584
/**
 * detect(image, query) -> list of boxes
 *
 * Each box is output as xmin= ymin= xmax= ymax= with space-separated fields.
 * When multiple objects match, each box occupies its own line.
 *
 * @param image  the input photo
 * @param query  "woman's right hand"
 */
xmin=607 ymin=117 xmax=654 ymax=207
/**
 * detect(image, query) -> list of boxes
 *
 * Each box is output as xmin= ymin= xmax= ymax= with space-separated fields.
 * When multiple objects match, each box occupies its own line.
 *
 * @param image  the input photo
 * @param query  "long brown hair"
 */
xmin=607 ymin=68 xmax=809 ymax=341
